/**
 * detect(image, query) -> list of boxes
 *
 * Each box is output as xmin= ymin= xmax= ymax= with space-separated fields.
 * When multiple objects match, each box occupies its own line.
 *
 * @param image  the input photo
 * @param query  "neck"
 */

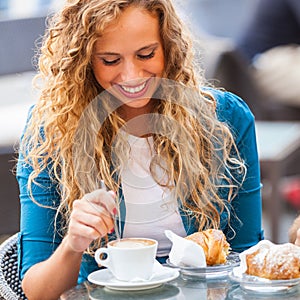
xmin=118 ymin=99 xmax=157 ymax=120
xmin=117 ymin=99 xmax=157 ymax=137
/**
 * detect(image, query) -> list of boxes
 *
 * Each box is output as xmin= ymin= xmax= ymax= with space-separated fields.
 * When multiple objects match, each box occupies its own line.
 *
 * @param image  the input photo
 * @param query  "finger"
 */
xmin=69 ymin=214 xmax=102 ymax=240
xmin=73 ymin=198 xmax=103 ymax=216
xmin=71 ymin=205 xmax=114 ymax=236
xmin=83 ymin=189 xmax=117 ymax=216
xmin=73 ymin=196 xmax=110 ymax=218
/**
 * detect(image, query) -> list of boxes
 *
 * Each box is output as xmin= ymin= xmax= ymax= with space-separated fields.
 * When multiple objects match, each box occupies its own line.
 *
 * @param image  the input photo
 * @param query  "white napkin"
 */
xmin=165 ymin=230 xmax=207 ymax=268
xmin=236 ymin=240 xmax=274 ymax=274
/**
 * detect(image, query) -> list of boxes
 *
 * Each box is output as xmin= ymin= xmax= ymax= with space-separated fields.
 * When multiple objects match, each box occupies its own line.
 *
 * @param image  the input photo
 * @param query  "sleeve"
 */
xmin=289 ymin=0 xmax=300 ymax=23
xmin=215 ymin=90 xmax=264 ymax=252
xmin=16 ymin=108 xmax=98 ymax=284
xmin=16 ymin=107 xmax=62 ymax=280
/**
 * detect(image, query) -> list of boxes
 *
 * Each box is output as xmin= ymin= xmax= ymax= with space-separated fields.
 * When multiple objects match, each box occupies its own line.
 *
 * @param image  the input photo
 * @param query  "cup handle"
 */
xmin=95 ymin=247 xmax=110 ymax=268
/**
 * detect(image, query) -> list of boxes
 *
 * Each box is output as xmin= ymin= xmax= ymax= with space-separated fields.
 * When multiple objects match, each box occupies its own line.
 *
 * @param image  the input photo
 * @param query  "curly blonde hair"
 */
xmin=21 ymin=0 xmax=245 ymax=248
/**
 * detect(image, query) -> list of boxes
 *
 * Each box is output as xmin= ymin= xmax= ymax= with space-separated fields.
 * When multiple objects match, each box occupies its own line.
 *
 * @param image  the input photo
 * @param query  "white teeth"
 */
xmin=120 ymin=81 xmax=146 ymax=94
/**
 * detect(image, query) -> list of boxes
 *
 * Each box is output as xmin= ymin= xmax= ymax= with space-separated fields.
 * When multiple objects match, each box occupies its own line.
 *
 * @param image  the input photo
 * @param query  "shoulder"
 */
xmin=201 ymin=87 xmax=255 ymax=130
xmin=17 ymin=104 xmax=47 ymax=176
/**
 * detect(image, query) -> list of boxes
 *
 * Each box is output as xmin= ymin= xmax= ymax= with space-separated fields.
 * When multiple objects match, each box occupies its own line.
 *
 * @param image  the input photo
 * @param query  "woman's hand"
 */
xmin=21 ymin=189 xmax=117 ymax=300
xmin=66 ymin=189 xmax=117 ymax=253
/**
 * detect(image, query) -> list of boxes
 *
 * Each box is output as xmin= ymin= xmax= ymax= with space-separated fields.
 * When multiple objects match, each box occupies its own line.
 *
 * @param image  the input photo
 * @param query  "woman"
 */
xmin=17 ymin=0 xmax=263 ymax=298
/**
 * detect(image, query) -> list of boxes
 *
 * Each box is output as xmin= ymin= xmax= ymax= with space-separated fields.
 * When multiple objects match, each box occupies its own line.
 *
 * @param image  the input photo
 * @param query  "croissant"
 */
xmin=185 ymin=229 xmax=230 ymax=265
xmin=245 ymin=243 xmax=300 ymax=280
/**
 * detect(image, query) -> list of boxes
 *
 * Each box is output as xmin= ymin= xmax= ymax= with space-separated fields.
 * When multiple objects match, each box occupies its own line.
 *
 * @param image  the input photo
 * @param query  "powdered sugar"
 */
xmin=238 ymin=240 xmax=300 ymax=280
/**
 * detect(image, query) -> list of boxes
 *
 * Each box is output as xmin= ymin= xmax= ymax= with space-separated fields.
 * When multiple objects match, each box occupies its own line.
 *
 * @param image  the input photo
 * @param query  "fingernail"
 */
xmin=113 ymin=208 xmax=117 ymax=215
xmin=109 ymin=228 xmax=115 ymax=234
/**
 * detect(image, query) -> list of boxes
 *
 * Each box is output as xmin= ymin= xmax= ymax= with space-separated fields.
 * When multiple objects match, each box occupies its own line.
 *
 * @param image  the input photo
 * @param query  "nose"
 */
xmin=119 ymin=59 xmax=143 ymax=83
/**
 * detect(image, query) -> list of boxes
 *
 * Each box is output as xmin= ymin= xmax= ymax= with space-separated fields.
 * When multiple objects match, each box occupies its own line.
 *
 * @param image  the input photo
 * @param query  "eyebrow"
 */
xmin=95 ymin=42 xmax=159 ymax=56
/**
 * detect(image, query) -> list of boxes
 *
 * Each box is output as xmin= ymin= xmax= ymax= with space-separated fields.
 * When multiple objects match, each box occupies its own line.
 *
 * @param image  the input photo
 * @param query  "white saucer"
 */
xmin=229 ymin=267 xmax=300 ymax=294
xmin=88 ymin=267 xmax=180 ymax=291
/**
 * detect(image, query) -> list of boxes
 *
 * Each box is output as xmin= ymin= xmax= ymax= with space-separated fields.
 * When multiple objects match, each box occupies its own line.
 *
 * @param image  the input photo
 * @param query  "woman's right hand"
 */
xmin=21 ymin=188 xmax=117 ymax=300
xmin=65 ymin=189 xmax=117 ymax=253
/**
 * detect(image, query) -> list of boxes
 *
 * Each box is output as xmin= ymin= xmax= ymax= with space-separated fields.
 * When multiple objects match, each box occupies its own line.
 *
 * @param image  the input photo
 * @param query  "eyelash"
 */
xmin=102 ymin=58 xmax=120 ymax=66
xmin=138 ymin=50 xmax=155 ymax=60
xmin=101 ymin=50 xmax=155 ymax=66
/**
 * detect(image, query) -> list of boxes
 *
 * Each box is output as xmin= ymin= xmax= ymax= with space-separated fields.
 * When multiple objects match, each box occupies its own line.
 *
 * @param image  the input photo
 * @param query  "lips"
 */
xmin=114 ymin=77 xmax=153 ymax=99
xmin=120 ymin=81 xmax=146 ymax=94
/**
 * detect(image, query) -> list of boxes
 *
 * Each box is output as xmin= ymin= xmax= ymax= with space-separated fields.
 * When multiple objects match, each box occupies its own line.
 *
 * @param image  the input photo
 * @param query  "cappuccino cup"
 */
xmin=95 ymin=238 xmax=158 ymax=281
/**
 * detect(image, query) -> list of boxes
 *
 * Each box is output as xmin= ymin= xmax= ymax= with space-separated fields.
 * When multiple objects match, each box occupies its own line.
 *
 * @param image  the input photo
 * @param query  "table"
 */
xmin=61 ymin=275 xmax=300 ymax=300
xmin=255 ymin=121 xmax=300 ymax=243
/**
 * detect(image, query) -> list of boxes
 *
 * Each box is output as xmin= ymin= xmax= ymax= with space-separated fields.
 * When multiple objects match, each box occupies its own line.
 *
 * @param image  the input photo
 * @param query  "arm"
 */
xmin=237 ymin=0 xmax=300 ymax=61
xmin=215 ymin=90 xmax=264 ymax=252
xmin=18 ymin=174 xmax=117 ymax=300
xmin=17 ymin=124 xmax=117 ymax=299
xmin=21 ymin=238 xmax=82 ymax=300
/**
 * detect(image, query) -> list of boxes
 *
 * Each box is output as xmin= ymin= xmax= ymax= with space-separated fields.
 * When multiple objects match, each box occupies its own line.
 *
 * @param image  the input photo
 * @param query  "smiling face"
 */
xmin=92 ymin=5 xmax=165 ymax=112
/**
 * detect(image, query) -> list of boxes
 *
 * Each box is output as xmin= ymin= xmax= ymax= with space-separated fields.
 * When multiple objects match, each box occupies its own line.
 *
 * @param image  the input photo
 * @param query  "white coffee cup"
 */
xmin=95 ymin=238 xmax=158 ymax=281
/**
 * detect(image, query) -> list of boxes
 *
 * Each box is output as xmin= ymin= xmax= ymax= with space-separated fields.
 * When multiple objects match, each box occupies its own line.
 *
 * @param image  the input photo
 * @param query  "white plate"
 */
xmin=166 ymin=251 xmax=240 ymax=279
xmin=88 ymin=267 xmax=180 ymax=291
xmin=229 ymin=267 xmax=300 ymax=294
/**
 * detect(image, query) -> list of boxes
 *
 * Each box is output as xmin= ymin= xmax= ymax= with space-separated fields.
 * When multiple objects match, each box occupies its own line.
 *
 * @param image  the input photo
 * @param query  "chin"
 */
xmin=123 ymin=98 xmax=151 ymax=108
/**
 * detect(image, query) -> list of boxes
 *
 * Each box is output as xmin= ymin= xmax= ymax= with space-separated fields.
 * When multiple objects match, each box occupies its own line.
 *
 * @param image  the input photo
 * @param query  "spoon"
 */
xmin=100 ymin=180 xmax=121 ymax=241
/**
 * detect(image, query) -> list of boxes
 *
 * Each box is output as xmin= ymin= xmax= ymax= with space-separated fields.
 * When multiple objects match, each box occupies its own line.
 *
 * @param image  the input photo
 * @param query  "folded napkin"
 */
xmin=165 ymin=230 xmax=207 ymax=268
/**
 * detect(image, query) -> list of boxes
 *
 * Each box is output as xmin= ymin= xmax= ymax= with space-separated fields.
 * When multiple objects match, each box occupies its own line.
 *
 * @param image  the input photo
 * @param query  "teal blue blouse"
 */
xmin=17 ymin=88 xmax=264 ymax=284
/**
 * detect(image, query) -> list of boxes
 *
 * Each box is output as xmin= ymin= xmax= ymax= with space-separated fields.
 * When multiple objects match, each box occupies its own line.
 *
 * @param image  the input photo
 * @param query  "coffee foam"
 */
xmin=111 ymin=238 xmax=155 ymax=248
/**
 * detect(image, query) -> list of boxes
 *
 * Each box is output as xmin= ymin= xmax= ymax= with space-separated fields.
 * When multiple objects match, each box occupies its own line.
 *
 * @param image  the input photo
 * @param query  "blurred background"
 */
xmin=1 ymin=0 xmax=300 ymax=245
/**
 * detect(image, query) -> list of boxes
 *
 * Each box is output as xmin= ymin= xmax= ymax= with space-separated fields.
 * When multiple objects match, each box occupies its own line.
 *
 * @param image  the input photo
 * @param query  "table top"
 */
xmin=255 ymin=121 xmax=300 ymax=162
xmin=61 ymin=275 xmax=300 ymax=300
